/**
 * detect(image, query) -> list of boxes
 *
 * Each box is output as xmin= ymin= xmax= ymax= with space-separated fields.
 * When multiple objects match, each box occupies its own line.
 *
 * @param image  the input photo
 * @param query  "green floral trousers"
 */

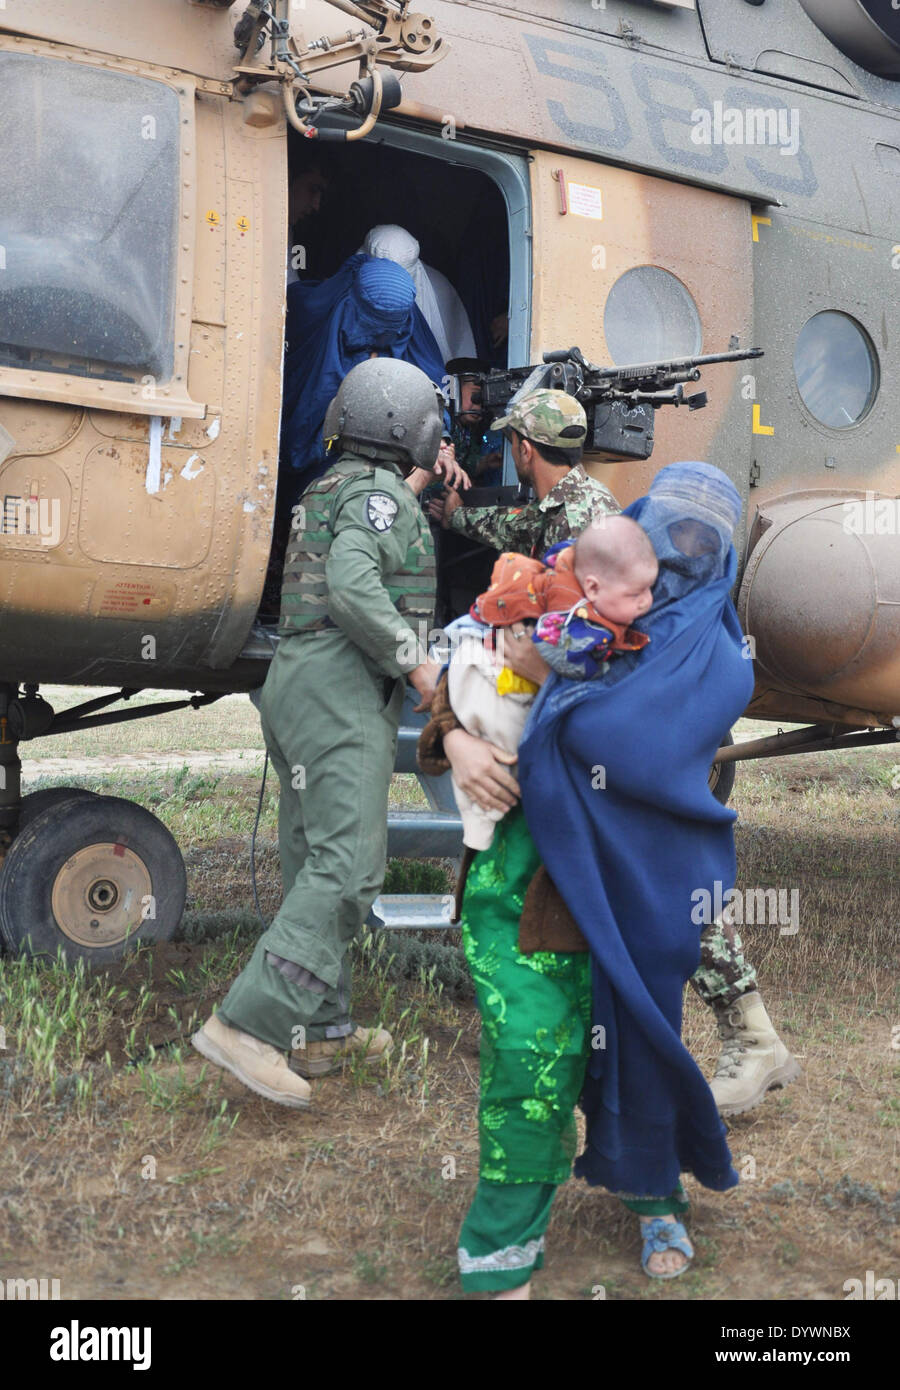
xmin=457 ymin=806 xmax=687 ymax=1292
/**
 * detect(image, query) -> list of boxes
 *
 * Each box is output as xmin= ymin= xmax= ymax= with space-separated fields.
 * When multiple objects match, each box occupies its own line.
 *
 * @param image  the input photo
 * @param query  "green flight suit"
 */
xmin=220 ymin=451 xmax=435 ymax=1048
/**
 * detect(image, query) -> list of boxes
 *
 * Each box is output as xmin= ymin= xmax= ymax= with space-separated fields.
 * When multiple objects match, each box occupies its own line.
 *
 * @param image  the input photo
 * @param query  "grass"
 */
xmin=0 ymin=706 xmax=896 ymax=1299
xmin=24 ymin=688 xmax=265 ymax=760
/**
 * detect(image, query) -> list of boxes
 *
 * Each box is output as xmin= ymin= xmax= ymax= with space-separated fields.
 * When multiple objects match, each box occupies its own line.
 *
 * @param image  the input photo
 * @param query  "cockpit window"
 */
xmin=0 ymin=53 xmax=180 ymax=383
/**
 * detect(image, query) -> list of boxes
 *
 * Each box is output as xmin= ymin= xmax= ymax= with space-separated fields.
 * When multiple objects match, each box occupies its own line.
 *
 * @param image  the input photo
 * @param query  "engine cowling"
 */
xmin=738 ymin=491 xmax=900 ymax=722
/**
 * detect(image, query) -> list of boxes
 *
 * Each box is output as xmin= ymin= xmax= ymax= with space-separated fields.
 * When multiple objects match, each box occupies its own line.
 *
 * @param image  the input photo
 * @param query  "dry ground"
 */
xmin=0 ymin=695 xmax=897 ymax=1301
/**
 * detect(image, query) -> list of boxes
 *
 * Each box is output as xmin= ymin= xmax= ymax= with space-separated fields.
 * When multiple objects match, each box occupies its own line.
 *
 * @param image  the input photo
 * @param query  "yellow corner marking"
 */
xmin=236 ymin=216 xmax=250 ymax=233
xmin=752 ymin=403 xmax=774 ymax=436
xmin=752 ymin=214 xmax=772 ymax=243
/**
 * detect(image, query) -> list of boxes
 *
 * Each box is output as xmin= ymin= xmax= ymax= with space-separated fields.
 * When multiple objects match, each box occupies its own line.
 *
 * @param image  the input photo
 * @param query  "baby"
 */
xmin=446 ymin=514 xmax=658 ymax=850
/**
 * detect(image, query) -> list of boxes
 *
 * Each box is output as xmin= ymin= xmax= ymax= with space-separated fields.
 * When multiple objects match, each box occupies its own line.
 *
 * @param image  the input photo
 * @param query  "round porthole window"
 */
xmin=603 ymin=266 xmax=702 ymax=365
xmin=793 ymin=311 xmax=878 ymax=429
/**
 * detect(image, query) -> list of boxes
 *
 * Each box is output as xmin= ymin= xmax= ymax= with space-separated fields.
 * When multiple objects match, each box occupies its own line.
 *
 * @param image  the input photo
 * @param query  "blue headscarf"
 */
xmin=519 ymin=462 xmax=754 ymax=1198
xmin=280 ymin=254 xmax=446 ymax=484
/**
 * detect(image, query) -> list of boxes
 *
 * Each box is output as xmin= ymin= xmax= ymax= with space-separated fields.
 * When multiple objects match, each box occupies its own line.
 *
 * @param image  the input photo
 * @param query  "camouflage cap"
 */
xmin=491 ymin=387 xmax=587 ymax=450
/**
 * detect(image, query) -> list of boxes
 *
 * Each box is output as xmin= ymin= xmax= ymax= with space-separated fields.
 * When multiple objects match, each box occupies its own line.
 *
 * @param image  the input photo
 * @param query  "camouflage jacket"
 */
xmin=448 ymin=463 xmax=620 ymax=556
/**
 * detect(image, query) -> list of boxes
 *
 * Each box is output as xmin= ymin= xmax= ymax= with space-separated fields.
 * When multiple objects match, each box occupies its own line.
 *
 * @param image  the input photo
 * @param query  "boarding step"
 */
xmin=370 ymin=893 xmax=456 ymax=931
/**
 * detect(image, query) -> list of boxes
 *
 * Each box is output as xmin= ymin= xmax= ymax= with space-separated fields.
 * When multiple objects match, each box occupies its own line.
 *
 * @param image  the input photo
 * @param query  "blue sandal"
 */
xmin=639 ymin=1217 xmax=694 ymax=1280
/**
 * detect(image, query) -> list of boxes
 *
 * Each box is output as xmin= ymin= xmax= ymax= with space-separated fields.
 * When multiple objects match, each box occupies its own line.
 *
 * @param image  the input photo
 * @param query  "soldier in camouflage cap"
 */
xmin=490 ymin=386 xmax=590 ymax=451
xmin=432 ymin=386 xmax=619 ymax=556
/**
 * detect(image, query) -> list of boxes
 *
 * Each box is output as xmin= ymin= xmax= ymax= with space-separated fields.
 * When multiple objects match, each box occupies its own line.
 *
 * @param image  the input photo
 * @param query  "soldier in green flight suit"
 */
xmin=194 ymin=358 xmax=446 ymax=1109
xmin=428 ymin=386 xmax=799 ymax=1122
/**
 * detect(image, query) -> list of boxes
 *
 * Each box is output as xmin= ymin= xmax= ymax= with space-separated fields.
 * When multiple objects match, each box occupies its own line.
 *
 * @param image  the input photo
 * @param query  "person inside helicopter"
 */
xmin=259 ymin=139 xmax=513 ymax=624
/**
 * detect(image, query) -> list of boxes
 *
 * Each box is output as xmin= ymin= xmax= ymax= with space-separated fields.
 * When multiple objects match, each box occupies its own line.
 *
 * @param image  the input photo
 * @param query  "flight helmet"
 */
xmin=323 ymin=357 xmax=443 ymax=472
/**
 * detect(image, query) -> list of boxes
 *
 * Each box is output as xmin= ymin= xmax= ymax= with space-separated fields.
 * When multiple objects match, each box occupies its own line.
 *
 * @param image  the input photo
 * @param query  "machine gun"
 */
xmin=477 ymin=344 xmax=764 ymax=460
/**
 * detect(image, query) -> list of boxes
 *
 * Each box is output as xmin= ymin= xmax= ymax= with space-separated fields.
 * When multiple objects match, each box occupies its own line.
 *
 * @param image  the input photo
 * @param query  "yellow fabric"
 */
xmin=496 ymin=666 xmax=539 ymax=697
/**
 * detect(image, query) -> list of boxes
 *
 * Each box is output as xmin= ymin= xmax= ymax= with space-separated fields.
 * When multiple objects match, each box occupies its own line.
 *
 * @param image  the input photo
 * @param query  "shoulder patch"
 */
xmin=365 ymin=492 xmax=399 ymax=532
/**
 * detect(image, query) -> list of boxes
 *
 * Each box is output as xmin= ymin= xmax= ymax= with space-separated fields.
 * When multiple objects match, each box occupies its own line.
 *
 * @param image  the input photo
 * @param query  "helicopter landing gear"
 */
xmin=0 ymin=794 xmax=186 ymax=966
xmin=17 ymin=785 xmax=98 ymax=830
xmin=709 ymin=731 xmax=736 ymax=805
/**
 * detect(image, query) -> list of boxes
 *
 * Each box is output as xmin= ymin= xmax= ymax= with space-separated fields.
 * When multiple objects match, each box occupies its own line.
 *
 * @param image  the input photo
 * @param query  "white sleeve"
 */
xmin=423 ymin=265 xmax=477 ymax=361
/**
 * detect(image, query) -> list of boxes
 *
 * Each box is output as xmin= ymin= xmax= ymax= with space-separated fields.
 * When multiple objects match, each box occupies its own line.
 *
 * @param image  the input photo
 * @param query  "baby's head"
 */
xmin=574 ymin=515 xmax=658 ymax=626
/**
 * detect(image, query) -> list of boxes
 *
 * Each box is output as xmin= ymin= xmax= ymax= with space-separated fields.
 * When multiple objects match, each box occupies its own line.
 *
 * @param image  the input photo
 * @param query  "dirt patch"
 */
xmin=84 ymin=941 xmax=220 ymax=1067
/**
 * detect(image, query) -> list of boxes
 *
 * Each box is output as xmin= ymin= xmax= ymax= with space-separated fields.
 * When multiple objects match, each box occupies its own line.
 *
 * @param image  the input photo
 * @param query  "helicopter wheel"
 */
xmin=17 ymin=785 xmax=98 ymax=830
xmin=709 ymin=731 xmax=737 ymax=806
xmin=0 ymin=794 xmax=186 ymax=966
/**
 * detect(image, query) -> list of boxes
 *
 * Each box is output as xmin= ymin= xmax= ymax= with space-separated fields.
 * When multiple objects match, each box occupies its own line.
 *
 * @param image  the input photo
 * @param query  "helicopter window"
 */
xmin=603 ymin=265 xmax=702 ymax=364
xmin=0 ymin=54 xmax=180 ymax=382
xmin=793 ymin=311 xmax=878 ymax=429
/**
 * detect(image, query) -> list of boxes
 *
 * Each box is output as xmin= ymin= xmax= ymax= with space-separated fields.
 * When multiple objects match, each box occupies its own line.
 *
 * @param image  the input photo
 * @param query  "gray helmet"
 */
xmin=322 ymin=357 xmax=443 ymax=471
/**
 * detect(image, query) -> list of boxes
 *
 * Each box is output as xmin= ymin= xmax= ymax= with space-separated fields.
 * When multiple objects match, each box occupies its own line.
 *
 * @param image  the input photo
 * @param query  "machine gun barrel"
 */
xmin=587 ymin=347 xmax=762 ymax=386
xmin=545 ymin=346 xmax=763 ymax=389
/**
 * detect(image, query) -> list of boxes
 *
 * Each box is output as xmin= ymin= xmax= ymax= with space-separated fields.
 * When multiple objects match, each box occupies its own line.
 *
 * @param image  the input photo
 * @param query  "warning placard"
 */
xmin=91 ymin=579 xmax=174 ymax=619
xmin=567 ymin=181 xmax=604 ymax=220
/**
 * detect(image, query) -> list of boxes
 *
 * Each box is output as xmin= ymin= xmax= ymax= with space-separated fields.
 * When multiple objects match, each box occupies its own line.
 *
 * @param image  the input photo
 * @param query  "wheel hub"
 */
xmin=51 ymin=843 xmax=152 ymax=948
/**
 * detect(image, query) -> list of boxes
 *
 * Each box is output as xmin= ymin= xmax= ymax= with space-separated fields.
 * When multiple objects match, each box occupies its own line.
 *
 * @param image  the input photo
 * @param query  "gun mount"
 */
xmin=478 ymin=345 xmax=764 ymax=460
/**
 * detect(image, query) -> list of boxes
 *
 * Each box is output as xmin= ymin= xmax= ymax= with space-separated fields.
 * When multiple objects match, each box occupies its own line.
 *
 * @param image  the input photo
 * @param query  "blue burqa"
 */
xmin=280 ymin=254 xmax=446 ymax=486
xmin=518 ymin=462 xmax=755 ymax=1197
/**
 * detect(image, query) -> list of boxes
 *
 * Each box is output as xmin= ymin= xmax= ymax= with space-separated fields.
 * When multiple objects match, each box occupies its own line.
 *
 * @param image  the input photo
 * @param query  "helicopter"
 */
xmin=0 ymin=0 xmax=896 ymax=964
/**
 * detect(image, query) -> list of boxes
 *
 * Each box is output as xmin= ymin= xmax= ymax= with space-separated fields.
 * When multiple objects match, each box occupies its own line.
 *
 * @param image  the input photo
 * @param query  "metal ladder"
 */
xmin=376 ymin=687 xmax=462 ymax=931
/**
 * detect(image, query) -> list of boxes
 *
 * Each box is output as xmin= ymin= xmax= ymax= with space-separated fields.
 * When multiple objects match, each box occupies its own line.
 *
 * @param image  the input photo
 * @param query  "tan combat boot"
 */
xmin=709 ymin=991 xmax=801 ymax=1117
xmin=290 ymin=1025 xmax=393 ymax=1078
xmin=192 ymin=1013 xmax=312 ymax=1109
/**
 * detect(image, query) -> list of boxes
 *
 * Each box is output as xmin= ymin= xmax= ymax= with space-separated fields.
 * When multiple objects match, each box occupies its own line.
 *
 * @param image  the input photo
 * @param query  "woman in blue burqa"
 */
xmin=451 ymin=461 xmax=755 ymax=1296
xmin=280 ymin=253 xmax=447 ymax=499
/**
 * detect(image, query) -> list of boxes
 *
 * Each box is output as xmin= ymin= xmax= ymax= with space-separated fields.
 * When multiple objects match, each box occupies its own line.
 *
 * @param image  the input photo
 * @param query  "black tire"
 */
xmin=0 ymin=794 xmax=186 ymax=966
xmin=709 ymin=731 xmax=737 ymax=805
xmin=18 ymin=785 xmax=97 ymax=830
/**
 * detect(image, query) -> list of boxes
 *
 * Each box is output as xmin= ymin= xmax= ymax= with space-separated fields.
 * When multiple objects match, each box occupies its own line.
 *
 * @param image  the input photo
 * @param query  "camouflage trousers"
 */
xmin=690 ymin=917 xmax=758 ymax=1010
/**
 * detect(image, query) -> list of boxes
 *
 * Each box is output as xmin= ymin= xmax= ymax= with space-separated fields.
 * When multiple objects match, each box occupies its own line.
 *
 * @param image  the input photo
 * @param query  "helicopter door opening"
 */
xmin=258 ymin=130 xmax=529 ymax=630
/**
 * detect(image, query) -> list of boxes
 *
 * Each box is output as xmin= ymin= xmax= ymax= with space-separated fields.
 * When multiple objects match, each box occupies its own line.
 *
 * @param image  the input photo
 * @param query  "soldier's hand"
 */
xmin=437 ymin=489 xmax=463 ymax=528
xmin=408 ymin=659 xmax=441 ymax=712
xmin=434 ymin=441 xmax=471 ymax=494
xmin=444 ymin=728 xmax=520 ymax=813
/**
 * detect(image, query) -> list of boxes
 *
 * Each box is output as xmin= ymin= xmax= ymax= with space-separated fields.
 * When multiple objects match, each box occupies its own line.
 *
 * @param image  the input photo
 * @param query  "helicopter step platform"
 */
xmin=369 ymin=893 xmax=456 ymax=932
